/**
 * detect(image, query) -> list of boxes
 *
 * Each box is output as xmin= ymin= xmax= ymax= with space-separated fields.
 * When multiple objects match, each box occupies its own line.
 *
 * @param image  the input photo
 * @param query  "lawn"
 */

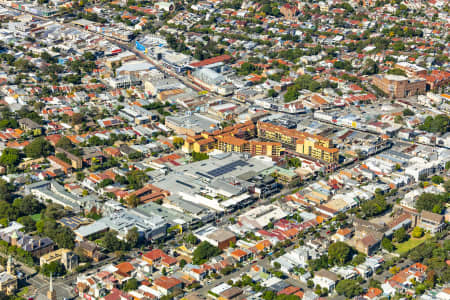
xmin=395 ymin=233 xmax=430 ymax=255
xmin=30 ymin=214 xmax=41 ymax=222
xmin=17 ymin=286 xmax=29 ymax=297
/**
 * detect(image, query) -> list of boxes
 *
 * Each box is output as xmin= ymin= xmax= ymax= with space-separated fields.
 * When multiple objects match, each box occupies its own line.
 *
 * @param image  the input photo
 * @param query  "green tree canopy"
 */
xmin=393 ymin=227 xmax=408 ymax=243
xmin=361 ymin=194 xmax=389 ymax=218
xmin=40 ymin=261 xmax=66 ymax=277
xmin=382 ymin=237 xmax=395 ymax=252
xmin=335 ymin=279 xmax=363 ymax=298
xmin=328 ymin=242 xmax=354 ymax=265
xmin=24 ymin=137 xmax=53 ymax=158
xmin=123 ymin=278 xmax=139 ymax=291
xmin=192 ymin=241 xmax=221 ymax=265
xmin=0 ymin=148 xmax=21 ymax=168
xmin=415 ymin=193 xmax=448 ymax=213
xmin=55 ymin=136 xmax=74 ymax=150
xmin=419 ymin=115 xmax=449 ymax=133
xmin=126 ymin=226 xmax=140 ymax=248
xmin=411 ymin=226 xmax=424 ymax=238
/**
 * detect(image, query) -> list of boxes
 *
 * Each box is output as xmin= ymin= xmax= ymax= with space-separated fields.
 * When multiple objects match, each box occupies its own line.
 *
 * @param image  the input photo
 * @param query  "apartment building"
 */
xmin=257 ymin=122 xmax=338 ymax=163
xmin=216 ymin=137 xmax=282 ymax=157
xmin=372 ymin=74 xmax=426 ymax=98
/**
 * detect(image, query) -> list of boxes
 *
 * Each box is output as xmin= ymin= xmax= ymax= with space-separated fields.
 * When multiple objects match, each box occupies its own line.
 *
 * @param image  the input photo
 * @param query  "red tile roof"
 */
xmin=189 ymin=55 xmax=232 ymax=68
xmin=153 ymin=276 xmax=182 ymax=290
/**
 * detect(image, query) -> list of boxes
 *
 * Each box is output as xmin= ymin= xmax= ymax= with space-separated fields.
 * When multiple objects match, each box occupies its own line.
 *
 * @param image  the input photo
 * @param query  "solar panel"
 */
xmin=196 ymin=171 xmax=213 ymax=179
xmin=207 ymin=160 xmax=248 ymax=177
xmin=176 ymin=180 xmax=194 ymax=189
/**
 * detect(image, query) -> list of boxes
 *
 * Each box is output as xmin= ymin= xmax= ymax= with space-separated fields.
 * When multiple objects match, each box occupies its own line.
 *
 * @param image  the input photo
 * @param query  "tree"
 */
xmin=419 ymin=114 xmax=449 ymax=134
xmin=123 ymin=278 xmax=139 ymax=291
xmin=403 ymin=108 xmax=414 ymax=116
xmin=172 ymin=137 xmax=184 ymax=149
xmin=184 ymin=233 xmax=199 ymax=246
xmin=55 ymin=227 xmax=76 ymax=249
xmin=13 ymin=195 xmax=42 ymax=216
xmin=55 ymin=136 xmax=74 ymax=150
xmin=335 ymin=279 xmax=363 ymax=298
xmin=220 ymin=265 xmax=235 ymax=276
xmin=24 ymin=137 xmax=53 ymax=158
xmin=126 ymin=194 xmax=140 ymax=208
xmin=431 ymin=175 xmax=444 ymax=184
xmin=328 ymin=242 xmax=354 ymax=266
xmin=129 ymin=151 xmax=144 ymax=160
xmin=40 ymin=261 xmax=66 ymax=277
xmin=394 ymin=227 xmax=408 ymax=243
xmin=0 ymin=148 xmax=21 ymax=168
xmin=102 ymin=231 xmax=128 ymax=252
xmin=236 ymin=62 xmax=260 ymax=76
xmin=411 ymin=226 xmax=424 ymax=238
xmin=389 ymin=266 xmax=400 ymax=274
xmin=192 ymin=241 xmax=221 ymax=265
xmin=382 ymin=237 xmax=395 ymax=252
xmin=98 ymin=178 xmax=114 ymax=188
xmin=387 ymin=68 xmax=407 ymax=76
xmin=17 ymin=216 xmax=36 ymax=232
xmin=395 ymin=115 xmax=403 ymax=124
xmin=362 ymin=59 xmax=379 ymax=75
xmin=361 ymin=194 xmax=389 ymax=218
xmin=192 ymin=152 xmax=209 ymax=162
xmin=126 ymin=170 xmax=150 ymax=190
xmin=351 ymin=253 xmax=366 ymax=266
xmin=283 ymin=86 xmax=299 ymax=103
xmin=415 ymin=193 xmax=447 ymax=213
xmin=445 ymin=180 xmax=450 ymax=192
xmin=179 ymin=259 xmax=187 ymax=268
xmin=44 ymin=204 xmax=66 ymax=220
xmin=126 ymin=227 xmax=139 ymax=248
xmin=267 ymin=89 xmax=278 ymax=98
xmin=333 ymin=60 xmax=353 ymax=71
xmin=287 ymin=157 xmax=301 ymax=168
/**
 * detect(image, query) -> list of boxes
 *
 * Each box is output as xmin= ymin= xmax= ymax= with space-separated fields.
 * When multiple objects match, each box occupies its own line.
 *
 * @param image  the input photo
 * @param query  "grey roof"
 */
xmin=75 ymin=222 xmax=108 ymax=238
xmin=167 ymin=195 xmax=210 ymax=215
xmin=165 ymin=113 xmax=219 ymax=132
xmin=191 ymin=68 xmax=225 ymax=86
xmin=134 ymin=202 xmax=194 ymax=225
xmin=152 ymin=153 xmax=274 ymax=199
xmin=0 ymin=272 xmax=15 ymax=284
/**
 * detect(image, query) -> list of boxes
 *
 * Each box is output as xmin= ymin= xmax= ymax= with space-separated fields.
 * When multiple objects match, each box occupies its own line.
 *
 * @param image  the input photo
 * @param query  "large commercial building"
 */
xmin=151 ymin=152 xmax=275 ymax=212
xmin=96 ymin=209 xmax=168 ymax=241
xmin=372 ymin=74 xmax=426 ymax=98
xmin=189 ymin=68 xmax=234 ymax=96
xmin=165 ymin=113 xmax=219 ymax=136
xmin=26 ymin=181 xmax=101 ymax=213
xmin=239 ymin=205 xmax=288 ymax=229
xmin=257 ymin=121 xmax=339 ymax=163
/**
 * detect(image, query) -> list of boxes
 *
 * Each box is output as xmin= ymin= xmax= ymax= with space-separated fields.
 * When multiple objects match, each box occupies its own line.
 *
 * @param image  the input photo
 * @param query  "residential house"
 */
xmin=18 ymin=118 xmax=42 ymax=135
xmin=382 ymin=263 xmax=428 ymax=296
xmin=418 ymin=211 xmax=445 ymax=233
xmin=153 ymin=276 xmax=183 ymax=295
xmin=230 ymin=248 xmax=252 ymax=263
xmin=312 ymin=269 xmax=339 ymax=291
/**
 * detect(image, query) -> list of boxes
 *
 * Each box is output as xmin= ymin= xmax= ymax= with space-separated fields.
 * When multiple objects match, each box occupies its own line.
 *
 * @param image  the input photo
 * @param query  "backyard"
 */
xmin=395 ymin=233 xmax=431 ymax=255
